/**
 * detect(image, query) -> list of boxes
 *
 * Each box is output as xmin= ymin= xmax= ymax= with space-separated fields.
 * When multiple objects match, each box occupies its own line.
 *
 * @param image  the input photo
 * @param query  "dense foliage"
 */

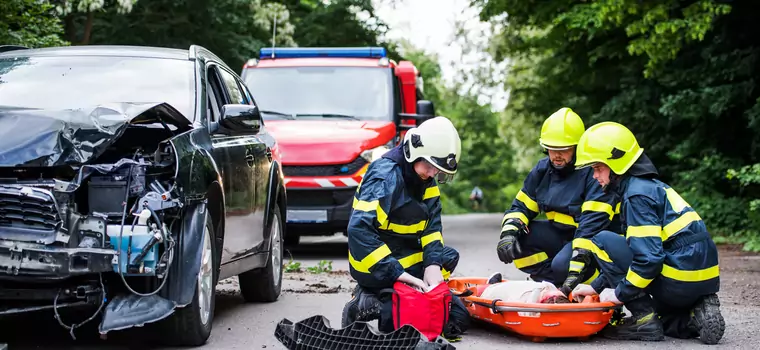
xmin=476 ymin=0 xmax=760 ymax=250
xmin=6 ymin=0 xmax=757 ymax=250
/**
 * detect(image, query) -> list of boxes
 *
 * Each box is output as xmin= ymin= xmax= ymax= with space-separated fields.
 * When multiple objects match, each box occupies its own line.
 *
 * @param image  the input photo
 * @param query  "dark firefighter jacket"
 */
xmin=502 ymin=157 xmax=621 ymax=266
xmin=347 ymin=146 xmax=446 ymax=289
xmin=613 ymin=153 xmax=720 ymax=303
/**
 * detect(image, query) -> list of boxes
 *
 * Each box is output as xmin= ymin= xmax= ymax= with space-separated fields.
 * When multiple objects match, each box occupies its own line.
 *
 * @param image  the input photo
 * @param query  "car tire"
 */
xmin=164 ymin=211 xmax=218 ymax=346
xmin=239 ymin=203 xmax=283 ymax=303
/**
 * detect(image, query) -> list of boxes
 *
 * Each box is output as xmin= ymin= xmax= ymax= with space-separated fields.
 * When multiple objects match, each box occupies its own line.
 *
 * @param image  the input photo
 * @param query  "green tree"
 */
xmin=1 ymin=0 xmax=68 ymax=48
xmin=266 ymin=0 xmax=402 ymax=59
xmin=51 ymin=0 xmax=138 ymax=45
xmin=400 ymin=39 xmax=521 ymax=214
xmin=479 ymin=0 xmax=760 ymax=250
xmin=82 ymin=0 xmax=296 ymax=70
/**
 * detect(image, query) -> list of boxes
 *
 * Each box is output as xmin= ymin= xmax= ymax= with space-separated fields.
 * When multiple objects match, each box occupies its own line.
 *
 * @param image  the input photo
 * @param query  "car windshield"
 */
xmin=242 ymin=66 xmax=393 ymax=121
xmin=0 ymin=55 xmax=195 ymax=120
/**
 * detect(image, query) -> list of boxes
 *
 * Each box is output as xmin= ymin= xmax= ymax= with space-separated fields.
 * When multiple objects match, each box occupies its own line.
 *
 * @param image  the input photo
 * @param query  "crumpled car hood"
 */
xmin=0 ymin=102 xmax=191 ymax=167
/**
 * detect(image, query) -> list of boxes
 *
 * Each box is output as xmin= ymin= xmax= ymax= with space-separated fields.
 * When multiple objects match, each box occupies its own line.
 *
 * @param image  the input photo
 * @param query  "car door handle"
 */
xmin=245 ymin=153 xmax=255 ymax=167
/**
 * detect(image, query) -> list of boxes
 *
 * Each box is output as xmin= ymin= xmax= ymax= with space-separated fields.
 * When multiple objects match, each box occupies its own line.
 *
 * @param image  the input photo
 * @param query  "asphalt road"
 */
xmin=2 ymin=213 xmax=759 ymax=349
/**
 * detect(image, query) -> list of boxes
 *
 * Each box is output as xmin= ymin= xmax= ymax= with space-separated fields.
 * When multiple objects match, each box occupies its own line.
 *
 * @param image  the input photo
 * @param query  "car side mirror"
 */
xmin=218 ymin=104 xmax=261 ymax=134
xmin=416 ymin=100 xmax=435 ymax=118
xmin=396 ymin=100 xmax=436 ymax=130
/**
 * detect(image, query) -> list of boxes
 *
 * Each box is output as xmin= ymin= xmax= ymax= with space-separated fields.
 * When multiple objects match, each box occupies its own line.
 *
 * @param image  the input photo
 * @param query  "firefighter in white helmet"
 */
xmin=342 ymin=116 xmax=468 ymax=340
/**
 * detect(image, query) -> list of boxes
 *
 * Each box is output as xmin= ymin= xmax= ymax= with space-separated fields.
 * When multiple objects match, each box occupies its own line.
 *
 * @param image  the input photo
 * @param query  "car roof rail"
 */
xmin=0 ymin=45 xmax=30 ymax=53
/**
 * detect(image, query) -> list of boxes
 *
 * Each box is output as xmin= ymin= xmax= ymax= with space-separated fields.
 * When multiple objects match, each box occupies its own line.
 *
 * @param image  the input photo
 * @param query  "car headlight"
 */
xmin=361 ymin=146 xmax=390 ymax=163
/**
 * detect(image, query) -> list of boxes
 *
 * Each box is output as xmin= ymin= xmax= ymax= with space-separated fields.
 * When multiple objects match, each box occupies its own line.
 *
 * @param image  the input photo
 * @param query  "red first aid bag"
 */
xmin=391 ymin=281 xmax=452 ymax=341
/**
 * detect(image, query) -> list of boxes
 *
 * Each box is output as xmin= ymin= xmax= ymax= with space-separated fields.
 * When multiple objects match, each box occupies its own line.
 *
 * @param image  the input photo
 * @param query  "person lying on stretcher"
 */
xmin=478 ymin=272 xmax=571 ymax=304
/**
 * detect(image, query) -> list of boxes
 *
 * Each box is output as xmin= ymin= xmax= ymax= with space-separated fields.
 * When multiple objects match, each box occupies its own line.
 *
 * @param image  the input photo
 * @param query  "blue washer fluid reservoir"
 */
xmin=107 ymin=209 xmax=159 ymax=276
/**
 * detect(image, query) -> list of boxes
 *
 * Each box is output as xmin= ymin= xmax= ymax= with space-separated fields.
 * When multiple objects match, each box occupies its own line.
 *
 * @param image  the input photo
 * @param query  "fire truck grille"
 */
xmin=283 ymin=157 xmax=368 ymax=177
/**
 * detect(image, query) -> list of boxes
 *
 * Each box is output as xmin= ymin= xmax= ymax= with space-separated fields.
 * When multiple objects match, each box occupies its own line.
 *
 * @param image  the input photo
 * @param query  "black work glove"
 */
xmin=560 ymin=248 xmax=595 ymax=296
xmin=496 ymin=218 xmax=529 ymax=264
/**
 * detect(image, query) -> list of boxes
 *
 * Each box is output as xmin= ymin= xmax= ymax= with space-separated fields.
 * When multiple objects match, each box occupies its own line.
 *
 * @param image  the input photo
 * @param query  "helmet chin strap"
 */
xmin=602 ymin=172 xmax=621 ymax=192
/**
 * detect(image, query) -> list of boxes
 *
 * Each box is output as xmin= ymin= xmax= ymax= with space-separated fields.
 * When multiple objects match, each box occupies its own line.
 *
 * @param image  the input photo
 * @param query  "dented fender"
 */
xmin=165 ymin=128 xmax=221 ymax=202
xmin=162 ymin=201 xmax=207 ymax=306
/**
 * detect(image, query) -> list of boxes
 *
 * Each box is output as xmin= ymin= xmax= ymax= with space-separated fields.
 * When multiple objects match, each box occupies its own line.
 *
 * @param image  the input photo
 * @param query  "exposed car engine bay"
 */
xmin=0 ymin=103 xmax=195 ymax=338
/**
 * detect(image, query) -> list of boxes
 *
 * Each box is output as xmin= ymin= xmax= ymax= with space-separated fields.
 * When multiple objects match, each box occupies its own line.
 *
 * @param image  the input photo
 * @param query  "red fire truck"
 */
xmin=240 ymin=47 xmax=434 ymax=245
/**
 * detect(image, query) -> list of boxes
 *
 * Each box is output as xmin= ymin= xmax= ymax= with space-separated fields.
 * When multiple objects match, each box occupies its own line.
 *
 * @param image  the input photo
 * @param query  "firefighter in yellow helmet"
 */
xmin=493 ymin=108 xmax=626 ymax=297
xmin=570 ymin=122 xmax=724 ymax=344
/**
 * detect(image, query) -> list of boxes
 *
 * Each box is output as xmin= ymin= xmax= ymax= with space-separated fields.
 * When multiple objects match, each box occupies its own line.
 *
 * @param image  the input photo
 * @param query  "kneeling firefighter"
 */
xmin=496 ymin=107 xmax=624 ymax=295
xmin=571 ymin=122 xmax=725 ymax=344
xmin=342 ymin=116 xmax=469 ymax=341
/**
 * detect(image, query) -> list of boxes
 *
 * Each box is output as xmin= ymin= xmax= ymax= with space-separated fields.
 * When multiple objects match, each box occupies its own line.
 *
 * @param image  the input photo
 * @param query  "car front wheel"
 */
xmin=164 ymin=211 xmax=217 ymax=346
xmin=239 ymin=203 xmax=283 ymax=302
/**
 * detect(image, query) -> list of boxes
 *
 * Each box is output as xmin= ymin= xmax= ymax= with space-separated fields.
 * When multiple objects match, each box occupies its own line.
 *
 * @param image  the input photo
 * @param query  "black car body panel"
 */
xmin=0 ymin=45 xmax=286 ymax=338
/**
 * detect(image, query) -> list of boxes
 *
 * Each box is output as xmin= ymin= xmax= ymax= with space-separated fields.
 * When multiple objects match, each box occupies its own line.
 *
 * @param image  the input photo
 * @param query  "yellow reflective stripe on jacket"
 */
xmin=627 ymin=225 xmax=661 ymax=239
xmin=352 ymin=198 xmax=389 ymax=226
xmin=662 ymin=211 xmax=702 ymax=239
xmin=421 ymin=231 xmax=443 ymax=247
xmin=442 ymin=268 xmax=451 ymax=280
xmin=348 ymin=244 xmax=392 ymax=273
xmin=569 ymin=261 xmax=585 ymax=273
xmin=380 ymin=219 xmax=427 ymax=234
xmin=625 ymin=269 xmax=653 ymax=289
xmin=615 ymin=203 xmax=620 ymax=214
xmin=516 ymin=190 xmax=539 ymax=213
xmin=514 ymin=252 xmax=548 ymax=269
xmin=353 ymin=197 xmax=426 ymax=234
xmin=546 ymin=211 xmax=578 ymax=227
xmin=423 ymin=186 xmax=440 ymax=200
xmin=661 ymin=264 xmax=719 ymax=282
xmin=502 ymin=212 xmax=529 ymax=226
xmin=582 ymin=201 xmax=615 ymax=220
xmin=582 ymin=269 xmax=600 ymax=285
xmin=398 ymin=252 xmax=423 ymax=268
xmin=572 ymin=238 xmax=612 ymax=263
xmin=626 ymin=212 xmax=703 ymax=240
xmin=664 ymin=188 xmax=691 ymax=213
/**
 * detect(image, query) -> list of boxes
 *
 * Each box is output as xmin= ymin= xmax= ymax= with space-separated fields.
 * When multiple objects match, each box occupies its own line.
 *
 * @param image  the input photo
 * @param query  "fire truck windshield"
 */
xmin=243 ymin=66 xmax=393 ymax=121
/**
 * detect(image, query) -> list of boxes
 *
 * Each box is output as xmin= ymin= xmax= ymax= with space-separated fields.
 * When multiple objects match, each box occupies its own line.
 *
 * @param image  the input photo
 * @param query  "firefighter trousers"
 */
xmin=590 ymin=230 xmax=720 ymax=338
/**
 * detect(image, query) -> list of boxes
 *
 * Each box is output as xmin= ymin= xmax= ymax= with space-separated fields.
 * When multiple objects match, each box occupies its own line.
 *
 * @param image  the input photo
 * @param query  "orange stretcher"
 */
xmin=447 ymin=277 xmax=619 ymax=342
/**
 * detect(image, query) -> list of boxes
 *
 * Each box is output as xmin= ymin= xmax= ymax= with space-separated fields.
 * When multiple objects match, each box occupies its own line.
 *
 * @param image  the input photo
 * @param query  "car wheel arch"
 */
xmin=264 ymin=161 xmax=286 ymax=234
xmin=206 ymin=181 xmax=225 ymax=255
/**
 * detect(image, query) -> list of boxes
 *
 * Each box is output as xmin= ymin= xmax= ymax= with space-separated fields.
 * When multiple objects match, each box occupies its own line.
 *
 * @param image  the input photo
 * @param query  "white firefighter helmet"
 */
xmin=402 ymin=116 xmax=462 ymax=183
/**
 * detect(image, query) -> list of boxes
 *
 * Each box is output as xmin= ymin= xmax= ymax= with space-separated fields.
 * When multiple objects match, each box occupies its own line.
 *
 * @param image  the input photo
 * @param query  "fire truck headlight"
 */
xmin=361 ymin=146 xmax=390 ymax=163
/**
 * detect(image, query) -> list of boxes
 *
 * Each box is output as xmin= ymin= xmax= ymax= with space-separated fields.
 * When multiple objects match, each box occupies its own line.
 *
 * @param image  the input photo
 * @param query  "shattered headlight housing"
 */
xmin=360 ymin=145 xmax=391 ymax=163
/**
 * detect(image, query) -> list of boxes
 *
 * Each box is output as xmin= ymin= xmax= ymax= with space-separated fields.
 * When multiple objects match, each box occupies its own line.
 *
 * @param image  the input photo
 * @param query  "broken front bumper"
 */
xmin=0 ymin=240 xmax=115 ymax=279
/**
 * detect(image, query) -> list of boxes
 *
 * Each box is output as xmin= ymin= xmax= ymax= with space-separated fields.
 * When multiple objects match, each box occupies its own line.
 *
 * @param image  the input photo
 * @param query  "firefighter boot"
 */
xmin=341 ymin=285 xmax=382 ymax=328
xmin=559 ymin=248 xmax=594 ymax=296
xmin=688 ymin=293 xmax=725 ymax=345
xmin=601 ymin=296 xmax=665 ymax=341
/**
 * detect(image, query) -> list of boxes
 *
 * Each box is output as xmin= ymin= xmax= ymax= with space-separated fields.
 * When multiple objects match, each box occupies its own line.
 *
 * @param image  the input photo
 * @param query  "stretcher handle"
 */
xmin=471 ymin=300 xmax=619 ymax=313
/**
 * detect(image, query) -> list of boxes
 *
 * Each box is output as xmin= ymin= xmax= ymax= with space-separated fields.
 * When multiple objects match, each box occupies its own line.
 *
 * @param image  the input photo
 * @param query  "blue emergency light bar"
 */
xmin=259 ymin=47 xmax=387 ymax=59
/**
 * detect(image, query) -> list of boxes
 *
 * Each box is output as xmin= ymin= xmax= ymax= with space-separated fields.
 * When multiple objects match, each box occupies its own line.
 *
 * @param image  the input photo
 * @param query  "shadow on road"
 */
xmin=284 ymin=241 xmax=348 ymax=261
xmin=0 ymin=293 xmax=267 ymax=349
xmin=0 ymin=240 xmax=348 ymax=349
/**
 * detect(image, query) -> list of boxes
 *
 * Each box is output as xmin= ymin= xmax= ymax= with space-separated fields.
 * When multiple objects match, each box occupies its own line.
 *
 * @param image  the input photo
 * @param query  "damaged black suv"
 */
xmin=0 ymin=45 xmax=287 ymax=345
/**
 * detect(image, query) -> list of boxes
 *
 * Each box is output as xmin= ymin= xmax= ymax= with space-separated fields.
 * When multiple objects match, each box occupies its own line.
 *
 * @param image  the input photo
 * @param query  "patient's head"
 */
xmin=543 ymin=295 xmax=571 ymax=304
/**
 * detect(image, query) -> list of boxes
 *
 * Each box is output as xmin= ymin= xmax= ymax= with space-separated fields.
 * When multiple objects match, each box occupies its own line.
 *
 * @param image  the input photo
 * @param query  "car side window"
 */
xmin=206 ymin=65 xmax=226 ymax=127
xmin=217 ymin=68 xmax=245 ymax=105
xmin=240 ymin=81 xmax=256 ymax=106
